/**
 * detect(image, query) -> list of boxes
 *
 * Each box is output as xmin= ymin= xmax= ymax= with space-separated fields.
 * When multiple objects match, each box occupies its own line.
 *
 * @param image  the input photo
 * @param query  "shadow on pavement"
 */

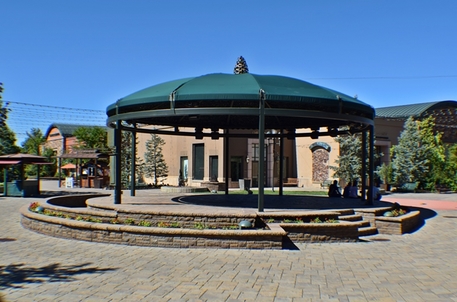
xmin=172 ymin=194 xmax=394 ymax=210
xmin=406 ymin=206 xmax=437 ymax=234
xmin=38 ymin=191 xmax=104 ymax=198
xmin=0 ymin=262 xmax=117 ymax=290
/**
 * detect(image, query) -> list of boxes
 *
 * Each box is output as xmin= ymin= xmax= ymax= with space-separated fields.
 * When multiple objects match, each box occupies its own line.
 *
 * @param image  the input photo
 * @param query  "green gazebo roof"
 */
xmin=106 ymin=73 xmax=375 ymax=133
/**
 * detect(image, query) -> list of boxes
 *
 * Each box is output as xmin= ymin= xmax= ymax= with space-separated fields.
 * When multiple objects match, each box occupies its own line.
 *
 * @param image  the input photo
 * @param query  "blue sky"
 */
xmin=2 ymin=1 xmax=457 ymax=142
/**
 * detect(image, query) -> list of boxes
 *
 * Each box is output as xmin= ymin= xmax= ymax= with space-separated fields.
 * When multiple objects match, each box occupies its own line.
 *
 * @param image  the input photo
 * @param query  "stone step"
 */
xmin=336 ymin=209 xmax=355 ymax=216
xmin=359 ymin=226 xmax=378 ymax=237
xmin=339 ymin=214 xmax=363 ymax=222
xmin=358 ymin=220 xmax=371 ymax=227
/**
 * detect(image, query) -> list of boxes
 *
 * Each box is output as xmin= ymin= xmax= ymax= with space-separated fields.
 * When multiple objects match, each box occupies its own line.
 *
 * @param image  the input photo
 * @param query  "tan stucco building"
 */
xmin=135 ymin=101 xmax=457 ymax=189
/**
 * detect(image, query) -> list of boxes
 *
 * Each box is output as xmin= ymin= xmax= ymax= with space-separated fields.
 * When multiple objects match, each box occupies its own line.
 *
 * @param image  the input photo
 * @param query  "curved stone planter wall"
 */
xmin=374 ymin=210 xmax=421 ymax=235
xmin=21 ymin=194 xmax=422 ymax=249
xmin=279 ymin=221 xmax=360 ymax=243
xmin=20 ymin=206 xmax=285 ymax=249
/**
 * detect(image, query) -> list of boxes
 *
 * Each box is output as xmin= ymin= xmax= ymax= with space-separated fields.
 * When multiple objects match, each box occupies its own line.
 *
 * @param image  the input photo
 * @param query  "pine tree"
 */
xmin=331 ymin=129 xmax=382 ymax=185
xmin=233 ymin=56 xmax=249 ymax=74
xmin=21 ymin=128 xmax=46 ymax=155
xmin=330 ymin=131 xmax=362 ymax=183
xmin=391 ymin=117 xmax=428 ymax=187
xmin=120 ymin=131 xmax=143 ymax=188
xmin=143 ymin=134 xmax=168 ymax=186
xmin=21 ymin=128 xmax=47 ymax=177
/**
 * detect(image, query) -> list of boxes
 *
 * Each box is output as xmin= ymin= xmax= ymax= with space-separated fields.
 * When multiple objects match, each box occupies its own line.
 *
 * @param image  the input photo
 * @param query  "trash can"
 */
xmin=65 ymin=177 xmax=74 ymax=188
xmin=239 ymin=179 xmax=251 ymax=191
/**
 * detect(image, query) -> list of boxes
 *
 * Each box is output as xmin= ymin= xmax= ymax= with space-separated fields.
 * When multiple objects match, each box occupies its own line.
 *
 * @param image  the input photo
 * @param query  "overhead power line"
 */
xmin=3 ymin=101 xmax=106 ymax=142
xmin=305 ymin=75 xmax=457 ymax=81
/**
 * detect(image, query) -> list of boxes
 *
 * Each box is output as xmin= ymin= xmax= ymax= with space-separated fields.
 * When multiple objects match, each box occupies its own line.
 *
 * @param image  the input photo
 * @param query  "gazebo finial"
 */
xmin=234 ymin=56 xmax=249 ymax=74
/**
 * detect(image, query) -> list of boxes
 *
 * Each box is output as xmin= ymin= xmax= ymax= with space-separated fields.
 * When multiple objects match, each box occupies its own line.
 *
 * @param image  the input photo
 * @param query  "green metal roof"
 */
xmin=106 ymin=73 xmax=375 ymax=132
xmin=109 ymin=73 xmax=369 ymax=110
xmin=375 ymin=101 xmax=457 ymax=119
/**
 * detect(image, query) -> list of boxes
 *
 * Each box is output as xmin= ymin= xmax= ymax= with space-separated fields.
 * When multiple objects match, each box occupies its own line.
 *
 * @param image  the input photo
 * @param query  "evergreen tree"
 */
xmin=143 ymin=134 xmax=168 ymax=186
xmin=21 ymin=128 xmax=46 ymax=155
xmin=120 ymin=131 xmax=143 ymax=188
xmin=21 ymin=128 xmax=47 ymax=177
xmin=330 ymin=131 xmax=362 ymax=183
xmin=233 ymin=56 xmax=249 ymax=74
xmin=41 ymin=147 xmax=57 ymax=177
xmin=391 ymin=117 xmax=428 ymax=187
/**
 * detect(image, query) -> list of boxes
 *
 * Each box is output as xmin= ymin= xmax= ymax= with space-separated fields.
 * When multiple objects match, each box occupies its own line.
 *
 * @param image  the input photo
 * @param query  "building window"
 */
xmin=193 ymin=144 xmax=204 ymax=180
xmin=252 ymin=143 xmax=259 ymax=161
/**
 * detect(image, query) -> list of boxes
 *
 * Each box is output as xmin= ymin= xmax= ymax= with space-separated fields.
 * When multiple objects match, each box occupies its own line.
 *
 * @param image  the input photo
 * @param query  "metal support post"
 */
xmin=114 ymin=120 xmax=122 ymax=204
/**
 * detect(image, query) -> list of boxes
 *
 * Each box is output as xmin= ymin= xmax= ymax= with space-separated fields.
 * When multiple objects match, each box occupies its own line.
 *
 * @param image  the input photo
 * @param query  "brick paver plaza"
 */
xmin=1 ymin=182 xmax=457 ymax=301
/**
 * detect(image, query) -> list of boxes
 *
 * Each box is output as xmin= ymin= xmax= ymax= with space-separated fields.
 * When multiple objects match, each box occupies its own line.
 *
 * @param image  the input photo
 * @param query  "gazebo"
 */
xmin=106 ymin=62 xmax=376 ymax=210
xmin=0 ymin=153 xmax=52 ymax=197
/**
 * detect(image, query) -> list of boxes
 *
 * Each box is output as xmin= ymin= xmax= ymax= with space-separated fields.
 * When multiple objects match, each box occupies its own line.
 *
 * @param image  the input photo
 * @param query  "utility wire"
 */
xmin=3 ymin=100 xmax=106 ymax=142
xmin=305 ymin=75 xmax=457 ymax=80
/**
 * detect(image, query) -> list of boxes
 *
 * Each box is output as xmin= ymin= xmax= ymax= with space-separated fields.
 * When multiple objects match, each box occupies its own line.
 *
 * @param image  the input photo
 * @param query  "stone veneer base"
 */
xmin=20 ymin=194 xmax=422 ymax=249
xmin=20 ymin=206 xmax=285 ymax=249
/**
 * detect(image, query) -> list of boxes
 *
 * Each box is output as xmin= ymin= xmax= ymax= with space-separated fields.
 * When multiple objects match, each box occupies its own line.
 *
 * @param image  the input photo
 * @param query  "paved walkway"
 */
xmin=1 ymin=183 xmax=457 ymax=301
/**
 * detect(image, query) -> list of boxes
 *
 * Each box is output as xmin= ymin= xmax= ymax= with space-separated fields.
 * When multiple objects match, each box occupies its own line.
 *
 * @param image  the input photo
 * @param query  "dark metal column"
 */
xmin=258 ymin=90 xmax=266 ymax=212
xmin=361 ymin=130 xmax=367 ymax=201
xmin=114 ymin=120 xmax=122 ymax=204
xmin=367 ymin=125 xmax=375 ymax=205
xmin=224 ymin=129 xmax=229 ymax=195
xmin=58 ymin=157 xmax=62 ymax=188
xmin=279 ymin=131 xmax=284 ymax=196
xmin=37 ymin=164 xmax=41 ymax=193
xmin=130 ymin=129 xmax=136 ymax=197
